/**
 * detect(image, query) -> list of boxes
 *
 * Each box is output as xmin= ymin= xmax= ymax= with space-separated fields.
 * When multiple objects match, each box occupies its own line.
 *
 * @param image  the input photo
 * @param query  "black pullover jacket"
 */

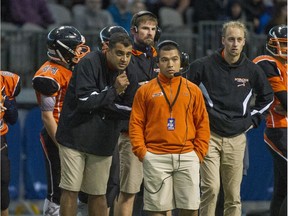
xmin=188 ymin=49 xmax=274 ymax=137
xmin=56 ymin=51 xmax=138 ymax=156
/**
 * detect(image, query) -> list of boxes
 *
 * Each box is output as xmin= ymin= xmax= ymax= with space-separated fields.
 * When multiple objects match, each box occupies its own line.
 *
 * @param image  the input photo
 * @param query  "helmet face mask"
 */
xmin=266 ymin=25 xmax=287 ymax=60
xmin=47 ymin=26 xmax=90 ymax=65
xmin=72 ymin=42 xmax=91 ymax=64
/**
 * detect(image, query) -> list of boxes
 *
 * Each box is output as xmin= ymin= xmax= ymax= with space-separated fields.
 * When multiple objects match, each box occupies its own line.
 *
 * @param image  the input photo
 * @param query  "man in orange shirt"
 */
xmin=129 ymin=40 xmax=210 ymax=215
xmin=253 ymin=25 xmax=287 ymax=216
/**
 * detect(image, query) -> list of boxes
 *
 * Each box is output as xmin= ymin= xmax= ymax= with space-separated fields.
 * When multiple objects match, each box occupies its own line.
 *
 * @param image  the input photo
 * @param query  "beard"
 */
xmin=142 ymin=37 xmax=154 ymax=46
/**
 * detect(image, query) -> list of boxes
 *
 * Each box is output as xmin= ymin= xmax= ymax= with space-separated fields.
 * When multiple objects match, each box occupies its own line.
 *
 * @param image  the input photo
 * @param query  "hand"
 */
xmin=114 ymin=71 xmax=130 ymax=95
xmin=0 ymin=103 xmax=7 ymax=112
xmin=0 ymin=95 xmax=7 ymax=112
xmin=4 ymin=96 xmax=15 ymax=106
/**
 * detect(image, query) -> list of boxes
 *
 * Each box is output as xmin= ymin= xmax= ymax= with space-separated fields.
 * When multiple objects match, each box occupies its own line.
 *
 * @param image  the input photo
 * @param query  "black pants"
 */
xmin=265 ymin=128 xmax=287 ymax=216
xmin=1 ymin=135 xmax=10 ymax=210
xmin=41 ymin=129 xmax=61 ymax=204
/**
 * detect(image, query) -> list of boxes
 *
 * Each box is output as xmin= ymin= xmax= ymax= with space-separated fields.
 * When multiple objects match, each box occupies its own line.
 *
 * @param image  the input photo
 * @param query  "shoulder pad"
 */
xmin=32 ymin=77 xmax=59 ymax=96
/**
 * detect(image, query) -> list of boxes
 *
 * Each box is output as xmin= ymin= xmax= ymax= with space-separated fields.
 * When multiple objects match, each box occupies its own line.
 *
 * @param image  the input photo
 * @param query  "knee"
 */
xmin=118 ymin=191 xmax=136 ymax=203
xmin=202 ymin=182 xmax=220 ymax=196
xmin=88 ymin=194 xmax=107 ymax=208
xmin=61 ymin=189 xmax=78 ymax=200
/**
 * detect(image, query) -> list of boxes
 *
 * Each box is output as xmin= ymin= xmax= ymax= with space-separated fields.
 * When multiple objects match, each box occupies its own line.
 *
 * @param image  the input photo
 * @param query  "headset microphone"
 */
xmin=174 ymin=72 xmax=181 ymax=77
xmin=174 ymin=66 xmax=189 ymax=77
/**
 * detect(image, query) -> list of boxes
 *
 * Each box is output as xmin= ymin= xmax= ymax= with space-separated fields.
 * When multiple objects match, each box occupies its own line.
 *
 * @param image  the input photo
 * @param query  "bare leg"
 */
xmin=147 ymin=211 xmax=166 ymax=216
xmin=88 ymin=194 xmax=108 ymax=216
xmin=1 ymin=208 xmax=9 ymax=216
xmin=114 ymin=192 xmax=136 ymax=216
xmin=179 ymin=209 xmax=198 ymax=216
xmin=60 ymin=189 xmax=78 ymax=216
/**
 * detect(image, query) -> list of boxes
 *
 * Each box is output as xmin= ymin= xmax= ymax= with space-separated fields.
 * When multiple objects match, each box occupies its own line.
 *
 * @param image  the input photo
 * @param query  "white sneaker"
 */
xmin=43 ymin=199 xmax=60 ymax=216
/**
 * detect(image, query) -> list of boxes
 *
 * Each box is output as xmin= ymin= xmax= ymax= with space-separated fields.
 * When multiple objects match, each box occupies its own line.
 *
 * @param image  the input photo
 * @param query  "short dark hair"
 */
xmin=158 ymin=40 xmax=181 ymax=57
xmin=108 ymin=32 xmax=133 ymax=49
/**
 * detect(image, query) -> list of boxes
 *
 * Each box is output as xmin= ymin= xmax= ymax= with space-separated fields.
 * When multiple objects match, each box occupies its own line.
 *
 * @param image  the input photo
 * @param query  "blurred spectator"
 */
xmin=221 ymin=0 xmax=247 ymax=22
xmin=72 ymin=0 xmax=114 ymax=32
xmin=256 ymin=0 xmax=275 ymax=34
xmin=192 ymin=0 xmax=226 ymax=22
xmin=107 ymin=0 xmax=133 ymax=32
xmin=243 ymin=0 xmax=267 ymax=33
xmin=161 ymin=0 xmax=190 ymax=14
xmin=264 ymin=1 xmax=287 ymax=33
xmin=146 ymin=0 xmax=191 ymax=24
xmin=9 ymin=0 xmax=55 ymax=30
xmin=130 ymin=0 xmax=147 ymax=15
xmin=190 ymin=0 xmax=227 ymax=32
xmin=61 ymin=0 xmax=110 ymax=9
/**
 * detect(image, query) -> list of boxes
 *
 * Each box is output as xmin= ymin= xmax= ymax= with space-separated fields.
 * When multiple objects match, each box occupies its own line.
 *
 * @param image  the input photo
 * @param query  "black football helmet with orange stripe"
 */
xmin=97 ymin=26 xmax=129 ymax=51
xmin=266 ymin=25 xmax=287 ymax=59
xmin=47 ymin=26 xmax=90 ymax=65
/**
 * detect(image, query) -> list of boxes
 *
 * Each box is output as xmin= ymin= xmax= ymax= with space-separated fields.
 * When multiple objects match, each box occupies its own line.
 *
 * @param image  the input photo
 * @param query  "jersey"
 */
xmin=0 ymin=71 xmax=21 ymax=136
xmin=0 ymin=71 xmax=21 ymax=98
xmin=32 ymin=61 xmax=72 ymax=124
xmin=253 ymin=55 xmax=287 ymax=128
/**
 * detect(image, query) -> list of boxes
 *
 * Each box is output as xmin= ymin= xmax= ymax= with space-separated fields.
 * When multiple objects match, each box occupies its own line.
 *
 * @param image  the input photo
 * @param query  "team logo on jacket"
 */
xmin=152 ymin=92 xmax=163 ymax=97
xmin=235 ymin=78 xmax=249 ymax=87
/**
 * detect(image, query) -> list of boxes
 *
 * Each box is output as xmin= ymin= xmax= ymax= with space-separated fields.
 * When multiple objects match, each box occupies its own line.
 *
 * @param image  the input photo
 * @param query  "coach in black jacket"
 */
xmin=56 ymin=32 xmax=138 ymax=216
xmin=188 ymin=21 xmax=273 ymax=216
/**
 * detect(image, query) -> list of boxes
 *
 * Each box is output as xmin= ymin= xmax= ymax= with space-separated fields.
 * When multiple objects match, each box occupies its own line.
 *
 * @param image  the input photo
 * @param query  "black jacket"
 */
xmin=56 ymin=51 xmax=138 ymax=156
xmin=188 ymin=49 xmax=274 ymax=137
xmin=120 ymin=44 xmax=158 ymax=132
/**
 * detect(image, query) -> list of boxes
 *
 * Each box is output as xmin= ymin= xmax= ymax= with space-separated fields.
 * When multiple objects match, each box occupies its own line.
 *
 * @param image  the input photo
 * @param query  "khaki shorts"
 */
xmin=118 ymin=133 xmax=143 ymax=193
xmin=58 ymin=144 xmax=112 ymax=195
xmin=143 ymin=151 xmax=200 ymax=211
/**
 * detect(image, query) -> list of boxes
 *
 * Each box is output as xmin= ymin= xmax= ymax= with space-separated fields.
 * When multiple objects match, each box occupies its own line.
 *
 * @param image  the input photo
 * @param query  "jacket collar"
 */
xmin=215 ymin=48 xmax=246 ymax=68
xmin=158 ymin=72 xmax=181 ymax=84
xmin=132 ymin=44 xmax=157 ymax=58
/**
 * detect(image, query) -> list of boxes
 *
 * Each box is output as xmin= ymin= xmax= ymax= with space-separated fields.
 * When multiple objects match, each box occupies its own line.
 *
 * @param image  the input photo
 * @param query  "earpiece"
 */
xmin=133 ymin=26 xmax=138 ymax=33
xmin=131 ymin=10 xmax=161 ymax=42
xmin=181 ymin=52 xmax=190 ymax=68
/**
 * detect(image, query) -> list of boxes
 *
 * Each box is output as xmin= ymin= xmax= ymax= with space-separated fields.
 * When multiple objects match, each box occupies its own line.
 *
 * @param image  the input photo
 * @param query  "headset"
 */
xmin=157 ymin=40 xmax=190 ymax=77
xmin=130 ymin=10 xmax=162 ymax=42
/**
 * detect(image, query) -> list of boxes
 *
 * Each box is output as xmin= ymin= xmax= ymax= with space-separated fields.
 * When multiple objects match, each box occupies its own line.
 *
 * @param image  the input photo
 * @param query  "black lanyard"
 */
xmin=157 ymin=76 xmax=182 ymax=114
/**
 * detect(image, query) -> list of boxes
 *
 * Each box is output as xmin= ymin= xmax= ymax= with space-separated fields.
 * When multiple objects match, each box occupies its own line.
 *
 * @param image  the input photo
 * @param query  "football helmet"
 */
xmin=47 ymin=26 xmax=90 ymax=64
xmin=97 ymin=26 xmax=129 ymax=51
xmin=266 ymin=25 xmax=287 ymax=59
